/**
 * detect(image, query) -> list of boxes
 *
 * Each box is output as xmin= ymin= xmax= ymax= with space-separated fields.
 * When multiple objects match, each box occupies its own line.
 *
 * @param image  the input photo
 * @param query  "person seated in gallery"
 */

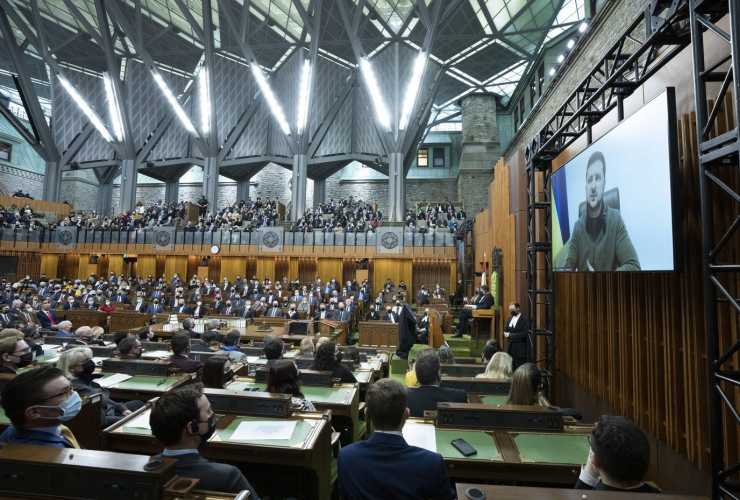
xmin=576 ymin=415 xmax=659 ymax=493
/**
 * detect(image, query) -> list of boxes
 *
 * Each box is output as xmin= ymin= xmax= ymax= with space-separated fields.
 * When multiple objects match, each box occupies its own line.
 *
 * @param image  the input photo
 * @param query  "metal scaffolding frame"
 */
xmin=524 ymin=0 xmax=696 ymax=398
xmin=690 ymin=0 xmax=740 ymax=498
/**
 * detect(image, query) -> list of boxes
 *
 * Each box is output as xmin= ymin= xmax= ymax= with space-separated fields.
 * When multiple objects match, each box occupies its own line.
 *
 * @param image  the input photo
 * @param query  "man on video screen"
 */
xmin=564 ymin=151 xmax=641 ymax=271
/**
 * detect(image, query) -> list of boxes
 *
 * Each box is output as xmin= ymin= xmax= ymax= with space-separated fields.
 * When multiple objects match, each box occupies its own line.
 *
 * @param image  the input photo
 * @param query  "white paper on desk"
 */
xmin=231 ymin=420 xmax=297 ymax=441
xmin=98 ymin=373 xmax=132 ymax=388
xmin=403 ymin=424 xmax=437 ymax=453
xmin=143 ymin=350 xmax=170 ymax=358
xmin=92 ymin=357 xmax=107 ymax=366
xmin=125 ymin=412 xmax=151 ymax=429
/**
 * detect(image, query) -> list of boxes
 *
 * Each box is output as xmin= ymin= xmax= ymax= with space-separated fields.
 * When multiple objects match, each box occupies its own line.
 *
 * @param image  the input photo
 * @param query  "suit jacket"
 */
xmin=220 ymin=307 xmax=237 ymax=316
xmin=382 ymin=312 xmax=399 ymax=323
xmin=365 ymin=311 xmax=380 ymax=321
xmin=145 ymin=305 xmax=164 ymax=315
xmin=338 ymin=432 xmax=455 ymax=500
xmin=0 ymin=425 xmax=78 ymax=448
xmin=575 ymin=480 xmax=660 ymax=493
xmin=266 ymin=307 xmax=282 ymax=317
xmin=175 ymin=305 xmax=192 ymax=314
xmin=161 ymin=453 xmax=259 ymax=497
xmin=316 ymin=310 xmax=332 ymax=320
xmin=476 ymin=293 xmax=495 ymax=310
xmin=285 ymin=310 xmax=299 ymax=319
xmin=189 ymin=341 xmax=213 ymax=352
xmin=504 ymin=314 xmax=530 ymax=359
xmin=333 ymin=309 xmax=351 ymax=322
xmin=0 ymin=313 xmax=15 ymax=328
xmin=36 ymin=310 xmax=59 ymax=328
xmin=62 ymin=302 xmax=80 ymax=310
xmin=406 ymin=385 xmax=468 ymax=417
xmin=169 ymin=354 xmax=202 ymax=374
xmin=133 ymin=302 xmax=148 ymax=313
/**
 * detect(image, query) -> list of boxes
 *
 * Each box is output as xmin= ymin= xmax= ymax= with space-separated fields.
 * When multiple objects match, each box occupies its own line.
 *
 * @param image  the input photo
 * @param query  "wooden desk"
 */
xmin=102 ymin=403 xmax=332 ymax=500
xmin=318 ymin=319 xmax=348 ymax=345
xmin=471 ymin=309 xmax=493 ymax=343
xmin=65 ymin=309 xmax=107 ymax=329
xmin=97 ymin=372 xmax=196 ymax=402
xmin=358 ymin=321 xmax=399 ymax=349
xmin=110 ymin=310 xmax=150 ymax=333
xmin=0 ymin=195 xmax=72 ymax=220
xmin=454 ymin=484 xmax=705 ymax=500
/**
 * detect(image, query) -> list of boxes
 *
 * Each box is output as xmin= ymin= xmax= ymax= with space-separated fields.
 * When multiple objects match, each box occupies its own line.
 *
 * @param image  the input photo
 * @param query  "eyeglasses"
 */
xmin=31 ymin=385 xmax=73 ymax=405
xmin=13 ymin=347 xmax=31 ymax=355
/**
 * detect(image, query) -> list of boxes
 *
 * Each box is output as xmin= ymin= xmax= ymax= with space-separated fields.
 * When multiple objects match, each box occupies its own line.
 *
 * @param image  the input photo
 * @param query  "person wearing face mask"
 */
xmin=365 ymin=307 xmax=381 ymax=321
xmin=383 ymin=307 xmax=398 ymax=324
xmin=133 ymin=295 xmax=148 ymax=313
xmin=21 ymin=323 xmax=43 ymax=357
xmin=62 ymin=296 xmax=80 ymax=310
xmin=0 ymin=331 xmax=34 ymax=374
xmin=333 ymin=303 xmax=351 ymax=323
xmin=296 ymin=297 xmax=310 ymax=314
xmin=503 ymin=301 xmax=530 ymax=369
xmin=145 ymin=299 xmax=163 ymax=317
xmin=118 ymin=336 xmax=144 ymax=360
xmin=169 ymin=331 xmax=203 ymax=374
xmin=202 ymin=355 xmax=234 ymax=389
xmin=220 ymin=301 xmax=237 ymax=316
xmin=267 ymin=301 xmax=283 ymax=317
xmin=0 ymin=366 xmax=83 ymax=448
xmin=285 ymin=303 xmax=299 ymax=319
xmin=150 ymin=384 xmax=260 ymax=497
xmin=316 ymin=304 xmax=331 ymax=320
xmin=454 ymin=284 xmax=494 ymax=338
xmin=219 ymin=330 xmax=247 ymax=363
xmin=58 ymin=347 xmax=144 ymax=427
xmin=416 ymin=308 xmax=431 ymax=344
xmin=68 ymin=326 xmax=105 ymax=347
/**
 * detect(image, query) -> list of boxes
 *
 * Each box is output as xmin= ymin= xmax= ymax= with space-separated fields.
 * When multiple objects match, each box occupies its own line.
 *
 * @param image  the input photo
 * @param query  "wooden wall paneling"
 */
xmin=164 ymin=256 xmax=189 ymax=282
xmin=97 ymin=254 xmax=109 ymax=278
xmin=40 ymin=254 xmax=59 ymax=278
xmin=137 ymin=255 xmax=157 ymax=279
xmin=107 ymin=255 xmax=123 ymax=277
xmin=288 ymin=258 xmax=299 ymax=281
xmin=298 ymin=257 xmax=316 ymax=284
xmin=342 ymin=259 xmax=357 ymax=284
xmin=77 ymin=254 xmax=89 ymax=280
xmin=317 ymin=259 xmax=343 ymax=286
xmin=221 ymin=257 xmax=247 ymax=281
xmin=57 ymin=254 xmax=79 ymax=279
xmin=374 ymin=259 xmax=412 ymax=297
xmin=256 ymin=257 xmax=275 ymax=282
xmin=187 ymin=256 xmax=199 ymax=280
xmin=245 ymin=257 xmax=257 ymax=280
xmin=275 ymin=257 xmax=289 ymax=281
xmin=207 ymin=256 xmax=221 ymax=281
xmin=155 ymin=255 xmax=166 ymax=279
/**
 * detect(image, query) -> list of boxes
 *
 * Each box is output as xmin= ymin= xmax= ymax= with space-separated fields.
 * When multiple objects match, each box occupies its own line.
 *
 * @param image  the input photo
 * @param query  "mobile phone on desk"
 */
xmin=451 ymin=438 xmax=477 ymax=457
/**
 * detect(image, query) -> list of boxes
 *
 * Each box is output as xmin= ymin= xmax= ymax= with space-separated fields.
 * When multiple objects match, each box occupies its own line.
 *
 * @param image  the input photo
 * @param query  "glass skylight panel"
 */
xmin=544 ymin=0 xmax=585 ymax=42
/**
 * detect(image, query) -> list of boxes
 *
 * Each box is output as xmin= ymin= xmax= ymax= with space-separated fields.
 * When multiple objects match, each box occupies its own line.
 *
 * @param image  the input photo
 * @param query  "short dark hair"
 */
xmin=587 ymin=151 xmax=606 ymax=177
xmin=119 ymin=336 xmax=138 ymax=356
xmin=138 ymin=326 xmax=151 ymax=339
xmin=415 ymin=353 xmax=440 ymax=385
xmin=1 ymin=366 xmax=65 ymax=426
xmin=480 ymin=285 xmax=489 ymax=293
xmin=21 ymin=323 xmax=37 ymax=338
xmin=112 ymin=330 xmax=130 ymax=346
xmin=590 ymin=415 xmax=650 ymax=482
xmin=201 ymin=330 xmax=216 ymax=343
xmin=481 ymin=343 xmax=499 ymax=362
xmin=171 ymin=331 xmax=191 ymax=355
xmin=150 ymin=383 xmax=203 ymax=446
xmin=366 ymin=379 xmax=407 ymax=431
xmin=263 ymin=337 xmax=284 ymax=360
xmin=224 ymin=330 xmax=240 ymax=347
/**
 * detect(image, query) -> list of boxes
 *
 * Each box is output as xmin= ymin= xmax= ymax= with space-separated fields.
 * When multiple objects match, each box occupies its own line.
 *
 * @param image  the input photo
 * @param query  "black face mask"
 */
xmin=511 ymin=310 xmax=517 ymax=317
xmin=336 ymin=352 xmax=343 ymax=362
xmin=14 ymin=352 xmax=33 ymax=368
xmin=223 ymin=369 xmax=235 ymax=383
xmin=198 ymin=413 xmax=217 ymax=443
xmin=80 ymin=359 xmax=96 ymax=375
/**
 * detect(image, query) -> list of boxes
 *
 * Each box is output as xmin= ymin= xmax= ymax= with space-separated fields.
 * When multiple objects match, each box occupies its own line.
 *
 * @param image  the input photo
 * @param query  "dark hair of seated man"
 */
xmin=365 ymin=378 xmax=409 ymax=430
xmin=223 ymin=330 xmax=240 ymax=347
xmin=263 ymin=336 xmax=284 ymax=360
xmin=112 ymin=329 xmax=130 ymax=346
xmin=170 ymin=330 xmax=191 ymax=355
xmin=578 ymin=415 xmax=658 ymax=492
xmin=414 ymin=353 xmax=441 ymax=386
xmin=506 ymin=363 xmax=541 ymax=406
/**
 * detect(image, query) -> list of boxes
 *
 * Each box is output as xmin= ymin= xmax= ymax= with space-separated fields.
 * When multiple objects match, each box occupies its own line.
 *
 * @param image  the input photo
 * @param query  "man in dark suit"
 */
xmin=382 ymin=307 xmax=398 ymax=323
xmin=174 ymin=299 xmax=191 ymax=315
xmin=266 ymin=301 xmax=282 ymax=318
xmin=112 ymin=290 xmax=130 ymax=304
xmin=220 ymin=301 xmax=237 ymax=316
xmin=149 ymin=383 xmax=260 ymax=497
xmin=406 ymin=354 xmax=467 ymax=417
xmin=241 ymin=301 xmax=256 ymax=320
xmin=504 ymin=301 xmax=530 ymax=369
xmin=333 ymin=304 xmax=351 ymax=323
xmin=338 ymin=378 xmax=455 ymax=500
xmin=36 ymin=303 xmax=59 ymax=330
xmin=315 ymin=306 xmax=331 ymax=320
xmin=454 ymin=284 xmax=495 ymax=338
xmin=146 ymin=300 xmax=164 ymax=316
xmin=0 ymin=305 xmax=15 ymax=328
xmin=416 ymin=308 xmax=430 ymax=344
xmin=62 ymin=297 xmax=80 ymax=310
xmin=168 ymin=331 xmax=202 ymax=374
xmin=365 ymin=309 xmax=381 ymax=321
xmin=132 ymin=297 xmax=148 ymax=313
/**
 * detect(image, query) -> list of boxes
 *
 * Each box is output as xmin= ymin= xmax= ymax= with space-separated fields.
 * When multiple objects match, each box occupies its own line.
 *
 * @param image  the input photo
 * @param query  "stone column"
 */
xmin=313 ymin=178 xmax=326 ymax=209
xmin=202 ymin=157 xmax=219 ymax=211
xmin=42 ymin=161 xmax=61 ymax=202
xmin=457 ymin=94 xmax=500 ymax=214
xmin=387 ymin=152 xmax=405 ymax=222
xmin=165 ymin=177 xmax=180 ymax=204
xmin=290 ymin=154 xmax=308 ymax=220
xmin=98 ymin=181 xmax=113 ymax=217
xmin=118 ymin=159 xmax=138 ymax=214
xmin=236 ymin=176 xmax=251 ymax=203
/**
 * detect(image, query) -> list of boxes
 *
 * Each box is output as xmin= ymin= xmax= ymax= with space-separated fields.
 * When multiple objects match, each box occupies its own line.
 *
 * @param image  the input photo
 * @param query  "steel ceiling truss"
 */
xmin=690 ymin=0 xmax=740 ymax=498
xmin=524 ymin=0 xmax=696 ymax=399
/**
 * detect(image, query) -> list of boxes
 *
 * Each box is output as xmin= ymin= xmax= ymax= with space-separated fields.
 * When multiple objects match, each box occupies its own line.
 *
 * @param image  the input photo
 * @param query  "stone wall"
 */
xmin=0 ymin=165 xmax=43 ymax=199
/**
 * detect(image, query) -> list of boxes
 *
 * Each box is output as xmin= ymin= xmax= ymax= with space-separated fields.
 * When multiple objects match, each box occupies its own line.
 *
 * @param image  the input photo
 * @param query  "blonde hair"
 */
xmin=91 ymin=326 xmax=105 ymax=340
xmin=477 ymin=352 xmax=513 ymax=380
xmin=316 ymin=336 xmax=331 ymax=347
xmin=57 ymin=347 xmax=93 ymax=379
xmin=0 ymin=331 xmax=23 ymax=357
xmin=299 ymin=337 xmax=314 ymax=354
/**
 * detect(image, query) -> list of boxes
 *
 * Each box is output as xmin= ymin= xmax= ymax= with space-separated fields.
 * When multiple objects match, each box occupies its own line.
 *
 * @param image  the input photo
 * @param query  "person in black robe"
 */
xmin=395 ymin=303 xmax=417 ymax=360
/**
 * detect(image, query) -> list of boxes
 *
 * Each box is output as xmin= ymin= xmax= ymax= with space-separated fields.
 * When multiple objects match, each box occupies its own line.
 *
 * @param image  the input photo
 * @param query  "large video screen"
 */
xmin=551 ymin=88 xmax=680 ymax=272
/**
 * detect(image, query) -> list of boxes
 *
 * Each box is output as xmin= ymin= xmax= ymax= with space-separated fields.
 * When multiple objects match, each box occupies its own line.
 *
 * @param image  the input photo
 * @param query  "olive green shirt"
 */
xmin=564 ymin=204 xmax=641 ymax=271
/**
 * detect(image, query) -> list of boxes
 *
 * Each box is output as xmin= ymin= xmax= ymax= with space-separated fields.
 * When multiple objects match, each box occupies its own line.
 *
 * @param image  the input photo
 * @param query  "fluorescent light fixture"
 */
xmin=360 ymin=58 xmax=391 ymax=131
xmin=56 ymin=73 xmax=113 ymax=143
xmin=251 ymin=64 xmax=291 ymax=136
xmin=399 ymin=52 xmax=426 ymax=130
xmin=557 ymin=54 xmax=565 ymax=63
xmin=549 ymin=67 xmax=556 ymax=76
xmin=579 ymin=21 xmax=588 ymax=32
xmin=198 ymin=67 xmax=211 ymax=136
xmin=296 ymin=59 xmax=311 ymax=135
xmin=103 ymin=72 xmax=124 ymax=142
xmin=567 ymin=39 xmax=575 ymax=49
xmin=151 ymin=70 xmax=197 ymax=135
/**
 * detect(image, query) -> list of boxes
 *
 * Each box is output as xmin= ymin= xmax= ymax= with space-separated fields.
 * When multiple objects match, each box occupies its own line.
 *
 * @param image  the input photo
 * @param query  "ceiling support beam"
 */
xmin=136 ymin=85 xmax=195 ymax=164
xmin=298 ymin=0 xmax=323 ymax=154
xmin=0 ymin=100 xmax=47 ymax=158
xmin=307 ymin=72 xmax=356 ymax=158
xmin=173 ymin=0 xmax=206 ymax=43
xmin=217 ymin=93 xmax=263 ymax=163
xmin=202 ymin=0 xmax=219 ymax=157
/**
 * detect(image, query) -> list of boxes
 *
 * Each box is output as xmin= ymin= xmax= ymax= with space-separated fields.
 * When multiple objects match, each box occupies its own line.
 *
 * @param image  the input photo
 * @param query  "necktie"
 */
xmin=47 ymin=311 xmax=56 ymax=326
xmin=60 ymin=425 xmax=81 ymax=449
xmin=227 ymin=308 xmax=231 ymax=315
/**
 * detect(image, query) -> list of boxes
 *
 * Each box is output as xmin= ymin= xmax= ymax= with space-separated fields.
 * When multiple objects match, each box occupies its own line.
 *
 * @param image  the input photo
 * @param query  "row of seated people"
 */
xmin=0 ymin=347 xmax=660 ymax=498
